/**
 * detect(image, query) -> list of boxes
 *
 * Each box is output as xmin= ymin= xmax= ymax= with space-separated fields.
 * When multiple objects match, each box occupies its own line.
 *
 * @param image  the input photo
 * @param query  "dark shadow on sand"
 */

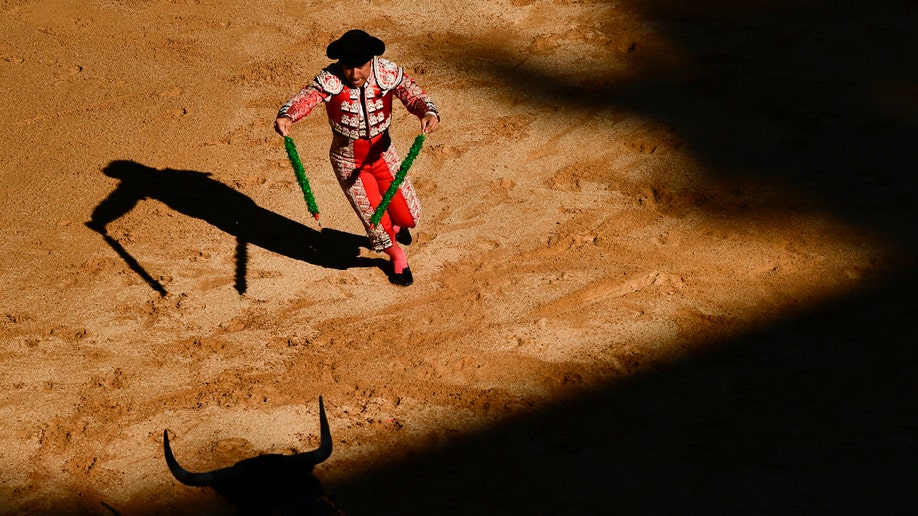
xmin=6 ymin=273 xmax=915 ymax=515
xmin=326 ymin=1 xmax=918 ymax=513
xmin=61 ymin=2 xmax=916 ymax=513
xmin=454 ymin=0 xmax=917 ymax=248
xmin=331 ymin=271 xmax=918 ymax=514
xmin=87 ymin=160 xmax=385 ymax=294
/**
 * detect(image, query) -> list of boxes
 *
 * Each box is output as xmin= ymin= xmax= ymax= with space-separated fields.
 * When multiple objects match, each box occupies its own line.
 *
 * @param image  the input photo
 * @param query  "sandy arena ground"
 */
xmin=1 ymin=0 xmax=916 ymax=513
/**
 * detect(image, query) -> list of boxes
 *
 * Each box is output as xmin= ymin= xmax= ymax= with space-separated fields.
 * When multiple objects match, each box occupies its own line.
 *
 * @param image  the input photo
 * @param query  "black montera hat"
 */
xmin=326 ymin=29 xmax=385 ymax=67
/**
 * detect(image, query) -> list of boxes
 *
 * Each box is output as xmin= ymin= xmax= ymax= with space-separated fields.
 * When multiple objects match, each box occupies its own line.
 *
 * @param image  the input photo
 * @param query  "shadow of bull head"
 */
xmin=164 ymin=396 xmax=340 ymax=514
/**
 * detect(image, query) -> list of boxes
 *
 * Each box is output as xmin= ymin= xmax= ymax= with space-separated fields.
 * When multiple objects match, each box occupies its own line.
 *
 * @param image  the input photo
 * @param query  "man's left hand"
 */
xmin=421 ymin=113 xmax=440 ymax=134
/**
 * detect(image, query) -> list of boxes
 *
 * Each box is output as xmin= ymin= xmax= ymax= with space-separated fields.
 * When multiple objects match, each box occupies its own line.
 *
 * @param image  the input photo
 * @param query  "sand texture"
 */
xmin=1 ymin=0 xmax=916 ymax=513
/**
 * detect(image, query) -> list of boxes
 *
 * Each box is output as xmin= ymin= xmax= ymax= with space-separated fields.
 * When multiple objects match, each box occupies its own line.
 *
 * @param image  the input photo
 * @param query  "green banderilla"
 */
xmin=370 ymin=133 xmax=426 ymax=227
xmin=284 ymin=136 xmax=320 ymax=220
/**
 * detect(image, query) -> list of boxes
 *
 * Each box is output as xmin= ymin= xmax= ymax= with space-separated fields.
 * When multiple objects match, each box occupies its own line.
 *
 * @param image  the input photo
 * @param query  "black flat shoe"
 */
xmin=395 ymin=227 xmax=413 ymax=246
xmin=389 ymin=267 xmax=414 ymax=286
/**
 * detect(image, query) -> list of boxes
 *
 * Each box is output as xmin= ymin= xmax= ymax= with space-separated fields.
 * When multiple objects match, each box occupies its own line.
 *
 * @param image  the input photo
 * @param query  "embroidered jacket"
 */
xmin=278 ymin=57 xmax=438 ymax=140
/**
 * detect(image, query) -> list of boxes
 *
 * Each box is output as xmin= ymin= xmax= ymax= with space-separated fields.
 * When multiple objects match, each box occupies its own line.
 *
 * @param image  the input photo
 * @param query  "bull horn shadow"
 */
xmin=87 ymin=160 xmax=387 ymax=295
xmin=164 ymin=397 xmax=339 ymax=514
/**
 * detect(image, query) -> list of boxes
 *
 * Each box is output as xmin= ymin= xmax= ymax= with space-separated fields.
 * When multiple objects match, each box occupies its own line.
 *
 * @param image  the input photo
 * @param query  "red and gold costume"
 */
xmin=278 ymin=57 xmax=438 ymax=251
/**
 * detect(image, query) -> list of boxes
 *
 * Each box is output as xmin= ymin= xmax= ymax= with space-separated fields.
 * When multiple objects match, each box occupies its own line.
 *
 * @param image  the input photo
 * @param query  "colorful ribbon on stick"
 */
xmin=283 ymin=136 xmax=320 ymax=221
xmin=370 ymin=133 xmax=426 ymax=227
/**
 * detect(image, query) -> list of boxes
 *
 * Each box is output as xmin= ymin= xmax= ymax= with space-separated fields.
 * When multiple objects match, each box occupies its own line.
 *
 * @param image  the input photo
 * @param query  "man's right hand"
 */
xmin=274 ymin=116 xmax=292 ymax=137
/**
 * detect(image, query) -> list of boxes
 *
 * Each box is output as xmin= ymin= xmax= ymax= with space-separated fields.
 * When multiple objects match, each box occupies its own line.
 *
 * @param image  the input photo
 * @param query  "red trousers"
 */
xmin=330 ymin=132 xmax=421 ymax=251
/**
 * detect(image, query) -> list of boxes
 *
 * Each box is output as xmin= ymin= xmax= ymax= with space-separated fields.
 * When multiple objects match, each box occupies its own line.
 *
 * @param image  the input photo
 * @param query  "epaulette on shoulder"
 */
xmin=313 ymin=67 xmax=344 ymax=95
xmin=373 ymin=57 xmax=403 ymax=91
